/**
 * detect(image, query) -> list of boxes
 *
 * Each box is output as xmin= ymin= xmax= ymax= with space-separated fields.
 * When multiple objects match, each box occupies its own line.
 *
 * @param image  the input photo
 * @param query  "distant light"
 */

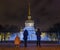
xmin=41 ymin=32 xmax=46 ymax=37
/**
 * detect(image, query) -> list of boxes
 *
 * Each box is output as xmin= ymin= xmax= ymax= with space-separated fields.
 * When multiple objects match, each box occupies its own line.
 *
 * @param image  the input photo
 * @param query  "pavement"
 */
xmin=0 ymin=41 xmax=60 ymax=50
xmin=0 ymin=41 xmax=60 ymax=47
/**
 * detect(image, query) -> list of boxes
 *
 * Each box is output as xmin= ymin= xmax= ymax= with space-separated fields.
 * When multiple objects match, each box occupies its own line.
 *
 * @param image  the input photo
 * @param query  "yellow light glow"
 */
xmin=41 ymin=32 xmax=46 ymax=37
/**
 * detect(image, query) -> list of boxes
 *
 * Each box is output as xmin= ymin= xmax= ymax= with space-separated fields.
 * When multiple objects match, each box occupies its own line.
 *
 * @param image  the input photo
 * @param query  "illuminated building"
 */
xmin=19 ymin=3 xmax=37 ymax=41
xmin=23 ymin=16 xmax=36 ymax=40
xmin=0 ymin=1 xmax=58 ymax=41
xmin=5 ymin=32 xmax=11 ymax=41
xmin=9 ymin=2 xmax=51 ymax=41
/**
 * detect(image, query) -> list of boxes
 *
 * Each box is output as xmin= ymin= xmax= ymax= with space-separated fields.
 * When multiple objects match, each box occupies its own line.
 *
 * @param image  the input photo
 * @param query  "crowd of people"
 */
xmin=14 ymin=28 xmax=41 ymax=47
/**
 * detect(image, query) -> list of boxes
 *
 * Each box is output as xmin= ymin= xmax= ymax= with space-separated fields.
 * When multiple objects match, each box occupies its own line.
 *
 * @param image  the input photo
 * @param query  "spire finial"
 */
xmin=27 ymin=0 xmax=31 ymax=20
xmin=28 ymin=1 xmax=31 ymax=16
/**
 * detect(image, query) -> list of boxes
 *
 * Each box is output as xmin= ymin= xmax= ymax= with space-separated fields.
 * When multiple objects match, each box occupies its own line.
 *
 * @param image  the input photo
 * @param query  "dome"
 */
xmin=25 ymin=16 xmax=34 ymax=23
xmin=28 ymin=16 xmax=31 ymax=20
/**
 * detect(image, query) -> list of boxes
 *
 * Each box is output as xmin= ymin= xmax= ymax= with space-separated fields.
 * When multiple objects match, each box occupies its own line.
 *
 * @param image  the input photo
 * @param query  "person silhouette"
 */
xmin=36 ymin=28 xmax=41 ymax=46
xmin=14 ymin=34 xmax=20 ymax=47
xmin=23 ymin=30 xmax=28 ymax=47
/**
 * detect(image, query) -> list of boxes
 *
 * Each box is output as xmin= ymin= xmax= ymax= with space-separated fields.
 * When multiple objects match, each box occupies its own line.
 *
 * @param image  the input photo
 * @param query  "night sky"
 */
xmin=0 ymin=0 xmax=60 ymax=31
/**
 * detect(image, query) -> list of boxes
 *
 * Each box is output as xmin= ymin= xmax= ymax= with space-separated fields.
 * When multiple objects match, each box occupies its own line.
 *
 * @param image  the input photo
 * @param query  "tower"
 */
xmin=23 ymin=1 xmax=37 ymax=41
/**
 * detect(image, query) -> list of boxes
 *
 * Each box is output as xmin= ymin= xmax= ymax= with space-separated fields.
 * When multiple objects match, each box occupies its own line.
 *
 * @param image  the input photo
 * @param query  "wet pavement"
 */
xmin=0 ymin=42 xmax=60 ymax=50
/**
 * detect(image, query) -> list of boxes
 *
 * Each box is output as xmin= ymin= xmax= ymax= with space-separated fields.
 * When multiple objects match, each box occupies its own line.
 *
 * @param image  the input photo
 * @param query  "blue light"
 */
xmin=9 ymin=27 xmax=51 ymax=41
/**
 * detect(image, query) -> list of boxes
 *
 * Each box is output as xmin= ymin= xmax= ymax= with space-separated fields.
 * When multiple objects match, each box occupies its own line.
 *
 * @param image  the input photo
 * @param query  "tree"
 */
xmin=48 ymin=23 xmax=60 ymax=33
xmin=9 ymin=25 xmax=19 ymax=33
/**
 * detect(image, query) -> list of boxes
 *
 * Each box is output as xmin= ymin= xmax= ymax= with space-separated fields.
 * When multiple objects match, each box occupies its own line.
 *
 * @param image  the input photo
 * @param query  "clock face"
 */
xmin=25 ymin=23 xmax=34 ymax=27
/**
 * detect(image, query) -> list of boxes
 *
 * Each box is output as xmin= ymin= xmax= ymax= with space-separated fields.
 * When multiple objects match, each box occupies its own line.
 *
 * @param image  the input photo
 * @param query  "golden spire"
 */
xmin=28 ymin=2 xmax=30 ymax=16
xmin=28 ymin=1 xmax=31 ymax=20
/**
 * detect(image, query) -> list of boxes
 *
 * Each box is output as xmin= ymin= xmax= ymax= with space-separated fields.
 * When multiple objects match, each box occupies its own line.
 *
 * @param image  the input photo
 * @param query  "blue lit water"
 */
xmin=9 ymin=26 xmax=51 ymax=41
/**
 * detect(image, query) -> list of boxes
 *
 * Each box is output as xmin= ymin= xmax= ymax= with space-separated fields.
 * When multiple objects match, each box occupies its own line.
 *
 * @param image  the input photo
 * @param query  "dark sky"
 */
xmin=0 ymin=0 xmax=60 ymax=31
